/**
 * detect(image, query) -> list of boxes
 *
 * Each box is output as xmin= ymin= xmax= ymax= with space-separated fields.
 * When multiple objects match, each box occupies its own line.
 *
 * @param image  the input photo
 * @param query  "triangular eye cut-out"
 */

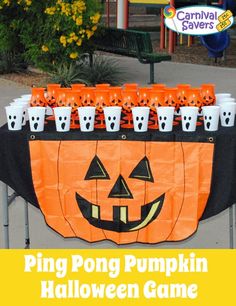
xmin=129 ymin=157 xmax=154 ymax=182
xmin=85 ymin=156 xmax=110 ymax=180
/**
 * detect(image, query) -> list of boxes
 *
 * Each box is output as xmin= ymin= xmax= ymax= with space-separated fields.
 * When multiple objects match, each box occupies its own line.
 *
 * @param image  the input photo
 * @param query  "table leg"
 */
xmin=229 ymin=205 xmax=235 ymax=249
xmin=24 ymin=201 xmax=30 ymax=249
xmin=233 ymin=204 xmax=236 ymax=249
xmin=1 ymin=182 xmax=9 ymax=249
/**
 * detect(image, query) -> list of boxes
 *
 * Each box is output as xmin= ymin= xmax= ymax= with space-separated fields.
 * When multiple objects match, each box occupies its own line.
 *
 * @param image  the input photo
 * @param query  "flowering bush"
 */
xmin=0 ymin=0 xmax=101 ymax=70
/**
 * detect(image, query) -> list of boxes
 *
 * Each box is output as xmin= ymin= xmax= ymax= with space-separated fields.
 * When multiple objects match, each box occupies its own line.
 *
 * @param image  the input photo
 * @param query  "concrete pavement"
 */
xmin=0 ymin=57 xmax=236 ymax=248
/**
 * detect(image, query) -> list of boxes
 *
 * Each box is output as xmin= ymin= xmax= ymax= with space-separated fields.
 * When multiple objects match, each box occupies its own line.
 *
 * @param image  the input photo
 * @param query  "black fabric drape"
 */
xmin=0 ymin=121 xmax=235 ymax=220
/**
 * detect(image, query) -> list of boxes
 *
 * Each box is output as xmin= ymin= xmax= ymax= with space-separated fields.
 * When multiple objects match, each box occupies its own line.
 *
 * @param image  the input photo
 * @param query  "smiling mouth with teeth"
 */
xmin=76 ymin=193 xmax=165 ymax=232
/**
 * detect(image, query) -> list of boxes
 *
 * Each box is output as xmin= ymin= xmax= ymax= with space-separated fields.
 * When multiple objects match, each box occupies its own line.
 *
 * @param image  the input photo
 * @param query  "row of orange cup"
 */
xmin=30 ymin=83 xmax=216 ymax=115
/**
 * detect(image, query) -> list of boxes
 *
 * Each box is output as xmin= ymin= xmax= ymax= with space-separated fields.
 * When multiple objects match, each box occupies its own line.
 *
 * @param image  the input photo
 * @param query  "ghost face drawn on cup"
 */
xmin=157 ymin=107 xmax=174 ymax=132
xmin=28 ymin=107 xmax=46 ymax=132
xmin=78 ymin=107 xmax=96 ymax=132
xmin=5 ymin=106 xmax=24 ymax=131
xmin=220 ymin=104 xmax=236 ymax=127
xmin=54 ymin=107 xmax=71 ymax=132
xmin=202 ymin=106 xmax=220 ymax=132
xmin=31 ymin=116 xmax=41 ymax=131
xmin=132 ymin=107 xmax=150 ymax=132
xmin=180 ymin=107 xmax=198 ymax=132
xmin=83 ymin=115 xmax=93 ymax=130
xmin=104 ymin=107 xmax=122 ymax=132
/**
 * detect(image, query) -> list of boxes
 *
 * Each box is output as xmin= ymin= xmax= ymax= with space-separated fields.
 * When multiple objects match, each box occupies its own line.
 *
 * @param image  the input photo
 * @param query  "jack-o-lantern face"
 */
xmin=46 ymin=84 xmax=61 ymax=108
xmin=109 ymin=87 xmax=122 ymax=106
xmin=164 ymin=88 xmax=178 ymax=109
xmin=65 ymin=91 xmax=81 ymax=116
xmin=187 ymin=88 xmax=202 ymax=109
xmin=148 ymin=90 xmax=165 ymax=111
xmin=122 ymin=90 xmax=138 ymax=112
xmin=138 ymin=88 xmax=150 ymax=106
xmin=94 ymin=90 xmax=109 ymax=113
xmin=177 ymin=85 xmax=191 ymax=107
xmin=30 ymin=88 xmax=47 ymax=107
xmin=81 ymin=88 xmax=95 ymax=107
xmin=201 ymin=84 xmax=215 ymax=106
xmin=30 ymin=140 xmax=214 ymax=244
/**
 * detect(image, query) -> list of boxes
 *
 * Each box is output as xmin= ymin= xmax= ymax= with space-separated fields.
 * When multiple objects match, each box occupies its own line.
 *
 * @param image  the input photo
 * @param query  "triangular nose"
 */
xmin=108 ymin=175 xmax=133 ymax=199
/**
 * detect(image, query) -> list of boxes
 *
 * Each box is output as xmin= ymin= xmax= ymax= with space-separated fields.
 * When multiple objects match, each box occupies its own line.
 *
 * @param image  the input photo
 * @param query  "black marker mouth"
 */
xmin=86 ymin=122 xmax=90 ymax=130
xmin=138 ymin=123 xmax=143 ymax=130
xmin=76 ymin=193 xmax=165 ymax=232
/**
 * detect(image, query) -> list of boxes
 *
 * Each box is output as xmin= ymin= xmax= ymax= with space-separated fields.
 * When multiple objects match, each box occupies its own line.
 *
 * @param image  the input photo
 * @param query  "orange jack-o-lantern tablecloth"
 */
xmin=29 ymin=138 xmax=213 ymax=244
xmin=1 ymin=122 xmax=236 ymax=244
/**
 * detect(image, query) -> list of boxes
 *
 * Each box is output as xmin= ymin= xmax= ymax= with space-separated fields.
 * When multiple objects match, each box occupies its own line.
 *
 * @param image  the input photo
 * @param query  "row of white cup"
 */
xmin=5 ymin=103 xmax=236 ymax=132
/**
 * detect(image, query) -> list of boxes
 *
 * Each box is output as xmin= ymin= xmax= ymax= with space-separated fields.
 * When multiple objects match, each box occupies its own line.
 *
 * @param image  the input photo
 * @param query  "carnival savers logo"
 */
xmin=164 ymin=5 xmax=234 ymax=35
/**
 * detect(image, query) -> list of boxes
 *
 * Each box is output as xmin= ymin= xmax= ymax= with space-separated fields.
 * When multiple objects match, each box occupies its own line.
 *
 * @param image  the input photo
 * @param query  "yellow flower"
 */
xmin=70 ymin=52 xmax=78 ymax=59
xmin=86 ymin=29 xmax=94 ymax=39
xmin=90 ymin=12 xmax=101 ymax=24
xmin=25 ymin=0 xmax=32 ymax=6
xmin=41 ymin=45 xmax=49 ymax=52
xmin=75 ymin=16 xmax=83 ymax=26
xmin=60 ymin=35 xmax=67 ymax=47
xmin=92 ymin=25 xmax=97 ymax=31
xmin=76 ymin=39 xmax=82 ymax=46
xmin=67 ymin=37 xmax=73 ymax=44
xmin=45 ymin=7 xmax=56 ymax=15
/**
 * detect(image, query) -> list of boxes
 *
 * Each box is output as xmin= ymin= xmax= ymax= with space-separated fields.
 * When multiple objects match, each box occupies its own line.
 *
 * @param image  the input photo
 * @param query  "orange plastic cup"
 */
xmin=94 ymin=90 xmax=110 ymax=112
xmin=46 ymin=84 xmax=61 ymax=108
xmin=55 ymin=88 xmax=72 ymax=107
xmin=138 ymin=87 xmax=151 ymax=106
xmin=201 ymin=84 xmax=216 ymax=106
xmin=30 ymin=88 xmax=47 ymax=107
xmin=186 ymin=88 xmax=203 ymax=109
xmin=81 ymin=87 xmax=96 ymax=106
xmin=148 ymin=90 xmax=165 ymax=111
xmin=109 ymin=87 xmax=122 ymax=106
xmin=121 ymin=90 xmax=138 ymax=112
xmin=177 ymin=84 xmax=191 ymax=108
xmin=164 ymin=88 xmax=178 ymax=109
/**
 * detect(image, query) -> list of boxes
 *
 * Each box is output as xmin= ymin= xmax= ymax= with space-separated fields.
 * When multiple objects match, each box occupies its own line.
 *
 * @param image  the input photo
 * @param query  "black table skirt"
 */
xmin=0 ymin=121 xmax=236 ymax=220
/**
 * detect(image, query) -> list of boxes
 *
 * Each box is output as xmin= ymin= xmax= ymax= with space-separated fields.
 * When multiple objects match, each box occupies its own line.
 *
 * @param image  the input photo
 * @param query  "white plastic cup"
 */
xmin=13 ymin=98 xmax=30 ymax=104
xmin=180 ymin=106 xmax=198 ymax=132
xmin=54 ymin=107 xmax=72 ymax=132
xmin=132 ymin=107 xmax=150 ymax=132
xmin=21 ymin=94 xmax=31 ymax=99
xmin=78 ymin=107 xmax=96 ymax=132
xmin=217 ymin=98 xmax=235 ymax=106
xmin=28 ymin=107 xmax=46 ymax=132
xmin=5 ymin=106 xmax=24 ymax=131
xmin=202 ymin=106 xmax=220 ymax=132
xmin=104 ymin=106 xmax=122 ymax=132
xmin=10 ymin=101 xmax=29 ymax=124
xmin=220 ymin=103 xmax=236 ymax=127
xmin=216 ymin=93 xmax=232 ymax=105
xmin=157 ymin=106 xmax=175 ymax=132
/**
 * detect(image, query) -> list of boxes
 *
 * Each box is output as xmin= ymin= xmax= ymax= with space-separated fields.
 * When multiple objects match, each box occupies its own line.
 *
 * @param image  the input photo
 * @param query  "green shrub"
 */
xmin=49 ymin=55 xmax=125 ymax=87
xmin=0 ymin=1 xmax=102 ymax=71
xmin=79 ymin=55 xmax=125 ymax=86
xmin=50 ymin=62 xmax=88 ymax=87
